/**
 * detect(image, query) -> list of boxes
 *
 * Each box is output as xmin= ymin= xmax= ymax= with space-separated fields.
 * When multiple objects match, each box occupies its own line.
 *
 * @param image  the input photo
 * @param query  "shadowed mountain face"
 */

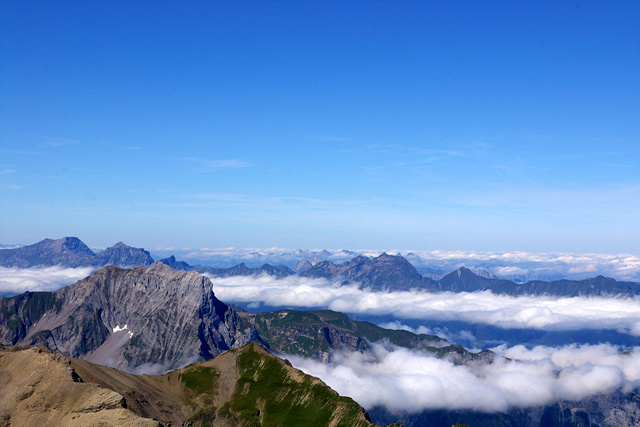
xmin=94 ymin=242 xmax=153 ymax=268
xmin=158 ymin=254 xmax=195 ymax=271
xmin=0 ymin=343 xmax=381 ymax=427
xmin=0 ymin=262 xmax=260 ymax=372
xmin=0 ymin=237 xmax=96 ymax=268
xmin=487 ymin=275 xmax=640 ymax=297
xmin=436 ymin=266 xmax=497 ymax=292
xmin=198 ymin=262 xmax=294 ymax=279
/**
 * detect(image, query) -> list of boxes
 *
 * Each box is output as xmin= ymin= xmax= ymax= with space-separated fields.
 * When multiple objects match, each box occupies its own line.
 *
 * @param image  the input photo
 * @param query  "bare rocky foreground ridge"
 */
xmin=0 ymin=343 xmax=385 ymax=427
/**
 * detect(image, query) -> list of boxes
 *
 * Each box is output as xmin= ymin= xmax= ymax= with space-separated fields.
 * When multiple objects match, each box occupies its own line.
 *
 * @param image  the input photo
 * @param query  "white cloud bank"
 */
xmin=0 ymin=266 xmax=94 ymax=295
xmin=207 ymin=274 xmax=640 ymax=336
xmin=286 ymin=342 xmax=640 ymax=413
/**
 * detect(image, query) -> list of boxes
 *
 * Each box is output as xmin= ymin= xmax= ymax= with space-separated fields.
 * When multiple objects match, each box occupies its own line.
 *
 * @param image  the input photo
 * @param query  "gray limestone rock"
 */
xmin=0 ymin=262 xmax=259 ymax=372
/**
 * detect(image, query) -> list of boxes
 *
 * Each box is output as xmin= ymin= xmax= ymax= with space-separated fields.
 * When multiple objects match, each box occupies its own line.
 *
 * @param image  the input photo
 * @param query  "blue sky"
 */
xmin=1 ymin=0 xmax=639 ymax=253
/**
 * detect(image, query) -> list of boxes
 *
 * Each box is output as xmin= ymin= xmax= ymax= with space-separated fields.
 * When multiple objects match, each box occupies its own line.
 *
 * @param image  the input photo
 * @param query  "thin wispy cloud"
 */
xmin=0 ymin=183 xmax=25 ymax=191
xmin=0 ymin=184 xmax=24 ymax=191
xmin=44 ymin=138 xmax=81 ymax=148
xmin=70 ymin=167 xmax=112 ymax=174
xmin=0 ymin=149 xmax=44 ymax=155
xmin=417 ymin=148 xmax=467 ymax=158
xmin=305 ymin=135 xmax=351 ymax=142
xmin=183 ymin=158 xmax=251 ymax=173
xmin=184 ymin=192 xmax=249 ymax=202
xmin=492 ymin=163 xmax=546 ymax=185
xmin=286 ymin=342 xmax=640 ymax=413
xmin=158 ymin=192 xmax=391 ymax=218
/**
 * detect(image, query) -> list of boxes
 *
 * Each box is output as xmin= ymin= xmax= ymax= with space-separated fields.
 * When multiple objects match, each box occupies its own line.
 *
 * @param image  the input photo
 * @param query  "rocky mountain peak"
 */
xmin=295 ymin=258 xmax=314 ymax=273
xmin=0 ymin=236 xmax=96 ymax=268
xmin=438 ymin=266 xmax=496 ymax=292
xmin=0 ymin=263 xmax=257 ymax=372
xmin=295 ymin=254 xmax=325 ymax=273
xmin=159 ymin=255 xmax=195 ymax=271
xmin=57 ymin=236 xmax=96 ymax=255
xmin=94 ymin=242 xmax=154 ymax=268
xmin=456 ymin=266 xmax=472 ymax=277
xmin=302 ymin=252 xmax=429 ymax=291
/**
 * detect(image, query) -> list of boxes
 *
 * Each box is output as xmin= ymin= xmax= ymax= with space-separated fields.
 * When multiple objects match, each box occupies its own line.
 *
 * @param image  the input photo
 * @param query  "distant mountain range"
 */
xmin=147 ymin=246 xmax=640 ymax=283
xmin=0 ymin=237 xmax=153 ymax=268
xmin=2 ymin=237 xmax=639 ymax=297
xmin=298 ymin=252 xmax=640 ymax=296
xmin=198 ymin=262 xmax=294 ymax=279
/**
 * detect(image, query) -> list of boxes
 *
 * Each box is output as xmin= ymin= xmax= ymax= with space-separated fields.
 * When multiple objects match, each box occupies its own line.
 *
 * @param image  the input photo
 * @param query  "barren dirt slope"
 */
xmin=0 ymin=343 xmax=384 ymax=427
xmin=0 ymin=345 xmax=159 ymax=427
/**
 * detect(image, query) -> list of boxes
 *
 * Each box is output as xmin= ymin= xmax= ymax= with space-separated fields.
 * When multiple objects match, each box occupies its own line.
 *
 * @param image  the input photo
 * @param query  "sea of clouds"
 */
xmin=286 ymin=342 xmax=640 ymax=413
xmin=2 ymin=263 xmax=640 ymax=413
xmin=206 ymin=273 xmax=640 ymax=412
xmin=206 ymin=274 xmax=640 ymax=336
xmin=0 ymin=265 xmax=95 ymax=295
xmin=2 ymin=264 xmax=638 ymax=338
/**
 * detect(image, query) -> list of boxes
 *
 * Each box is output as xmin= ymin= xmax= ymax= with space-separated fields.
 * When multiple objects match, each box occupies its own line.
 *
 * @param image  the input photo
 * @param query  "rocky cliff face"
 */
xmin=0 ymin=262 xmax=259 ymax=372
